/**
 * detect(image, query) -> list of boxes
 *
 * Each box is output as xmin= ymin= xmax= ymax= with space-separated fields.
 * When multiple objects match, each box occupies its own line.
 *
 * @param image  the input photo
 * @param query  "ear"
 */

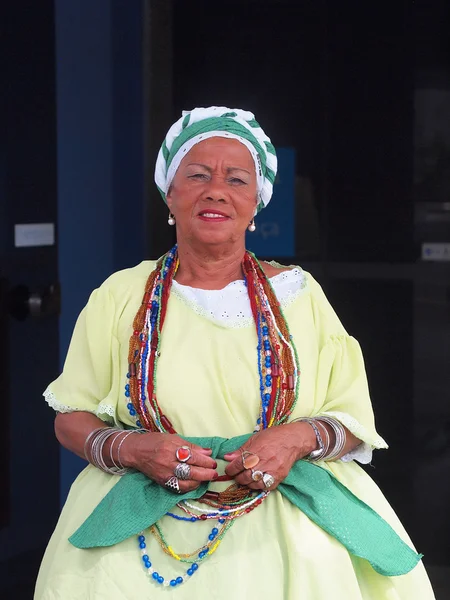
xmin=166 ymin=185 xmax=173 ymax=211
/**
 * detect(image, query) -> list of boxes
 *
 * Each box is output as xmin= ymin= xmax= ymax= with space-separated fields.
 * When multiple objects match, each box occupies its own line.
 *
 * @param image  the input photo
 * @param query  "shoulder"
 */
xmin=260 ymin=261 xmax=292 ymax=278
xmin=259 ymin=260 xmax=310 ymax=291
xmin=260 ymin=260 xmax=344 ymax=329
xmin=102 ymin=260 xmax=157 ymax=289
xmin=89 ymin=261 xmax=158 ymax=307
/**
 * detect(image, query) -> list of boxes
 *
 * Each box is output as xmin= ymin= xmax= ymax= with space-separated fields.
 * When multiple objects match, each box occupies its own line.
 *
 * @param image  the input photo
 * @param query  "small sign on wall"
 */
xmin=14 ymin=223 xmax=55 ymax=248
xmin=422 ymin=242 xmax=450 ymax=262
xmin=246 ymin=147 xmax=295 ymax=258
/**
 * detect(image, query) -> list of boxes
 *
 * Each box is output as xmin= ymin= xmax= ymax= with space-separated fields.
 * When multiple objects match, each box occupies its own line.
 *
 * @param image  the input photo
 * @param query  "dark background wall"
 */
xmin=0 ymin=0 xmax=147 ymax=596
xmin=55 ymin=0 xmax=146 ymax=503
xmin=173 ymin=0 xmax=416 ymax=526
xmin=1 ymin=0 xmax=449 ymax=597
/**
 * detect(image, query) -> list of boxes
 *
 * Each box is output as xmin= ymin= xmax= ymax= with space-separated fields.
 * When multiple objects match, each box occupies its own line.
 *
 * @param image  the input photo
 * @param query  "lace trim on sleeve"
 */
xmin=43 ymin=388 xmax=116 ymax=424
xmin=319 ymin=410 xmax=388 ymax=465
xmin=340 ymin=442 xmax=374 ymax=464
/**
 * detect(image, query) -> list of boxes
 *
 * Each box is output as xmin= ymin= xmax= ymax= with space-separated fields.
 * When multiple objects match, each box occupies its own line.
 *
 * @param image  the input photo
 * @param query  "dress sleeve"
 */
xmin=43 ymin=283 xmax=121 ymax=425
xmin=309 ymin=276 xmax=388 ymax=462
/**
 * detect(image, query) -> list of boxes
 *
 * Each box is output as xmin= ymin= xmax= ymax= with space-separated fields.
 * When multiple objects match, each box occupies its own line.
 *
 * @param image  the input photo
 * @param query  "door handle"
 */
xmin=7 ymin=282 xmax=60 ymax=321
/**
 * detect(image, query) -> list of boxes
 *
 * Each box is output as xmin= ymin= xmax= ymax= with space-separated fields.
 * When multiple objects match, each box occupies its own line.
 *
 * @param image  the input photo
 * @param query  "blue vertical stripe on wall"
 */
xmin=112 ymin=1 xmax=145 ymax=271
xmin=55 ymin=0 xmax=144 ymax=504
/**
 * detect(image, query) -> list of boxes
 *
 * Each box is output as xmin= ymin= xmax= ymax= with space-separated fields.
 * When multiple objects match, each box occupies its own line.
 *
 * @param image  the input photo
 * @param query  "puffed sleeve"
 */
xmin=309 ymin=275 xmax=388 ymax=462
xmin=43 ymin=282 xmax=121 ymax=425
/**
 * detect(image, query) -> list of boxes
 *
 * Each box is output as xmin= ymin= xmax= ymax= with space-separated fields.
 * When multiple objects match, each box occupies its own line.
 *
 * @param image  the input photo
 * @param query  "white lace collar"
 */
xmin=171 ymin=267 xmax=307 ymax=328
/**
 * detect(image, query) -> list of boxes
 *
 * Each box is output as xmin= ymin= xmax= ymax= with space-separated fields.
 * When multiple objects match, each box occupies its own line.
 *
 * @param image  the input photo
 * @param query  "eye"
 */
xmin=188 ymin=173 xmax=209 ymax=181
xmin=228 ymin=177 xmax=246 ymax=185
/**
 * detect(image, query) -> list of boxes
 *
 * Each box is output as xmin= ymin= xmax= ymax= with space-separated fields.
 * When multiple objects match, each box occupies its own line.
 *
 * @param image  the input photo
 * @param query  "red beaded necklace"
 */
xmin=126 ymin=246 xmax=300 ymax=434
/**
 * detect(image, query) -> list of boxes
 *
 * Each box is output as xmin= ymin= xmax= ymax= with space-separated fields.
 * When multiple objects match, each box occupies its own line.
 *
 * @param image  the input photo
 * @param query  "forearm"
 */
xmin=55 ymin=411 xmax=105 ymax=458
xmin=54 ymin=411 xmax=126 ymax=467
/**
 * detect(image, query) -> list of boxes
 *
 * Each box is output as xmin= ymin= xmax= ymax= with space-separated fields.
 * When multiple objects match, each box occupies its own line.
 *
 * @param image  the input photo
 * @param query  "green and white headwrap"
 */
xmin=155 ymin=106 xmax=277 ymax=214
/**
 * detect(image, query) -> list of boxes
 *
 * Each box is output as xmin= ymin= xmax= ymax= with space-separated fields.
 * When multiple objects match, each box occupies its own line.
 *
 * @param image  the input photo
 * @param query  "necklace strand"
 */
xmin=125 ymin=246 xmax=300 ymax=588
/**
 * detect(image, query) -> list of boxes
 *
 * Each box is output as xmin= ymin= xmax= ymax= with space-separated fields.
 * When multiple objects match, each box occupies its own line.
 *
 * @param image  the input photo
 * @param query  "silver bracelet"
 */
xmin=92 ymin=428 xmax=120 ymax=473
xmin=116 ymin=430 xmax=140 ymax=469
xmin=85 ymin=427 xmax=131 ymax=476
xmin=315 ymin=420 xmax=330 ymax=457
xmin=291 ymin=417 xmax=326 ymax=461
xmin=110 ymin=430 xmax=128 ymax=471
xmin=316 ymin=416 xmax=346 ymax=460
xmin=100 ymin=430 xmax=129 ymax=475
xmin=84 ymin=427 xmax=108 ymax=463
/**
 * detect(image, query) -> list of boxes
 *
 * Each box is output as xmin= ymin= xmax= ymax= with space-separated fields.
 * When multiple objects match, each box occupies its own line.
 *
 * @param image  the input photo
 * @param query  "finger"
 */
xmin=224 ymin=456 xmax=246 ymax=477
xmin=223 ymin=451 xmax=239 ymax=461
xmin=189 ymin=445 xmax=212 ymax=455
xmin=173 ymin=441 xmax=212 ymax=457
xmin=186 ymin=465 xmax=218 ymax=482
xmin=188 ymin=440 xmax=212 ymax=455
xmin=234 ymin=474 xmax=264 ymax=490
xmin=224 ymin=449 xmax=259 ymax=469
xmin=233 ymin=472 xmax=275 ymax=491
xmin=233 ymin=469 xmax=254 ymax=487
xmin=187 ymin=451 xmax=217 ymax=469
xmin=171 ymin=443 xmax=216 ymax=467
xmin=178 ymin=480 xmax=201 ymax=493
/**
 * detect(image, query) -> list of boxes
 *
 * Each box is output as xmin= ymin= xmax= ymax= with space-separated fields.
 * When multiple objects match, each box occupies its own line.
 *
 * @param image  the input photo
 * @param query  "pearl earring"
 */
xmin=168 ymin=213 xmax=176 ymax=226
xmin=248 ymin=219 xmax=256 ymax=232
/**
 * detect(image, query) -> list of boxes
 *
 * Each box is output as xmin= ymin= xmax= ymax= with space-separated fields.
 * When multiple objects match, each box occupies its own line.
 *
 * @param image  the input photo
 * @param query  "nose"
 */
xmin=203 ymin=175 xmax=228 ymax=203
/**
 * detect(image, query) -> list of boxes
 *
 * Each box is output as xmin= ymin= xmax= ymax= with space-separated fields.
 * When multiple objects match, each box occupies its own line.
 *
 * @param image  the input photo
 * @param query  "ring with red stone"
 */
xmin=176 ymin=445 xmax=192 ymax=463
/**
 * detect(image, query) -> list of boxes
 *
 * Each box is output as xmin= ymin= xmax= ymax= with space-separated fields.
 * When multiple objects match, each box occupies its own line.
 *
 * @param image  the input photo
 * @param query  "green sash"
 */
xmin=69 ymin=433 xmax=421 ymax=577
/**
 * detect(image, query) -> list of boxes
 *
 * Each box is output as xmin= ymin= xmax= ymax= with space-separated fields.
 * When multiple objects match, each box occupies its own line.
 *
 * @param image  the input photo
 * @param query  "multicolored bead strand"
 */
xmin=126 ymin=246 xmax=299 ymax=435
xmin=138 ymin=534 xmax=199 ymax=587
xmin=125 ymin=246 xmax=301 ymax=587
xmin=150 ymin=518 xmax=233 ymax=563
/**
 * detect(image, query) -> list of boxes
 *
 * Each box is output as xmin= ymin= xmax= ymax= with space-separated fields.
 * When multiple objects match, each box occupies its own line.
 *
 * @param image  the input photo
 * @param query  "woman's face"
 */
xmin=166 ymin=137 xmax=258 ymax=248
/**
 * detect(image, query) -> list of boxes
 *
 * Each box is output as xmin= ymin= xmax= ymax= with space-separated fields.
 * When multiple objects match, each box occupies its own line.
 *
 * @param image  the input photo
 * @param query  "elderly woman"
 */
xmin=36 ymin=107 xmax=435 ymax=599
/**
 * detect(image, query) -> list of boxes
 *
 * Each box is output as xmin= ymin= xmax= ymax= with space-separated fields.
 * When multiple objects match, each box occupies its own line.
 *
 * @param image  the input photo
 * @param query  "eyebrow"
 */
xmin=186 ymin=162 xmax=251 ymax=175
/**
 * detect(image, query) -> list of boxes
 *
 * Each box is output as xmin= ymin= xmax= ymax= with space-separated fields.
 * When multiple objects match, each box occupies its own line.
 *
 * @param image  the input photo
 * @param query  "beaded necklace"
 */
xmin=125 ymin=245 xmax=300 ymax=588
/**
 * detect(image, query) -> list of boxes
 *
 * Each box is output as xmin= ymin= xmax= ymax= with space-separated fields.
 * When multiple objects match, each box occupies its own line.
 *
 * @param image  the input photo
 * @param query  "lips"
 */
xmin=198 ymin=210 xmax=230 ymax=218
xmin=197 ymin=210 xmax=231 ymax=222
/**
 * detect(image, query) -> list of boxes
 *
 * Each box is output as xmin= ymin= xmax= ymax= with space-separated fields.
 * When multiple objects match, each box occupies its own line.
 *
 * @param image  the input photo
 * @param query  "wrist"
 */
xmin=285 ymin=422 xmax=318 ymax=460
xmin=115 ymin=431 xmax=142 ymax=469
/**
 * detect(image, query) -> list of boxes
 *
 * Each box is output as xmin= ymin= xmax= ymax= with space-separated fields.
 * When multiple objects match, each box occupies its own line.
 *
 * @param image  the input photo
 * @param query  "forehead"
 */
xmin=181 ymin=137 xmax=255 ymax=170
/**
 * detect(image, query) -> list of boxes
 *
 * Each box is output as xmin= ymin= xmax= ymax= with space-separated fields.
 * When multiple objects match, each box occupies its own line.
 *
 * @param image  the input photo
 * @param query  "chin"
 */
xmin=189 ymin=230 xmax=241 ymax=247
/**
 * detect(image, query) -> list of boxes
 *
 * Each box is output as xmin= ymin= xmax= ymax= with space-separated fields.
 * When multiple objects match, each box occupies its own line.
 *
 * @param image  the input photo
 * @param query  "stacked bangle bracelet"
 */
xmin=291 ymin=416 xmax=347 ymax=462
xmin=316 ymin=416 xmax=346 ymax=460
xmin=84 ymin=427 xmax=144 ymax=476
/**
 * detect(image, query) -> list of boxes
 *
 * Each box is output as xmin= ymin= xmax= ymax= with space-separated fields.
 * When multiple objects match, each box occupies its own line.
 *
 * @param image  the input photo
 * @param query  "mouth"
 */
xmin=197 ymin=210 xmax=231 ymax=222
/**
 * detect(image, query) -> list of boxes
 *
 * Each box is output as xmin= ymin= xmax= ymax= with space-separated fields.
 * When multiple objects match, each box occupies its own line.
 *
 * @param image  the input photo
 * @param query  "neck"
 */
xmin=174 ymin=239 xmax=246 ymax=290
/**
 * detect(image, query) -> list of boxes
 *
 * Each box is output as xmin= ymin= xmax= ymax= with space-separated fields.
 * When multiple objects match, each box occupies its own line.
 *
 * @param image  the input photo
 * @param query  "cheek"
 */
xmin=236 ymin=189 xmax=258 ymax=214
xmin=168 ymin=183 xmax=197 ymax=212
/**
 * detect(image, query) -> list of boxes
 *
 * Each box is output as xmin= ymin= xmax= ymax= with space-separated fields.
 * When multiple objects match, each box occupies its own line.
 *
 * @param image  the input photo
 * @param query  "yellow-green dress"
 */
xmin=35 ymin=262 xmax=435 ymax=599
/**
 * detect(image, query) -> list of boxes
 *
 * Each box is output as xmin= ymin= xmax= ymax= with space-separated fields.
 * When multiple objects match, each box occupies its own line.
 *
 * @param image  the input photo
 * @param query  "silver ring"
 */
xmin=174 ymin=462 xmax=191 ymax=480
xmin=262 ymin=472 xmax=275 ymax=489
xmin=164 ymin=476 xmax=181 ymax=493
xmin=251 ymin=469 xmax=264 ymax=482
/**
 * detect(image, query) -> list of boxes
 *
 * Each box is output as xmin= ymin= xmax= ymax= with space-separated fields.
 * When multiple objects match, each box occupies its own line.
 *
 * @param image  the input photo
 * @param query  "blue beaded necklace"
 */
xmin=123 ymin=246 xmax=300 ymax=588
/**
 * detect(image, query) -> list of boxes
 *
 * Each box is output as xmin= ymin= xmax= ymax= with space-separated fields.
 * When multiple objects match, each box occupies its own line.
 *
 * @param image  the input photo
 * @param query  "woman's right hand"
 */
xmin=120 ymin=432 xmax=218 ymax=493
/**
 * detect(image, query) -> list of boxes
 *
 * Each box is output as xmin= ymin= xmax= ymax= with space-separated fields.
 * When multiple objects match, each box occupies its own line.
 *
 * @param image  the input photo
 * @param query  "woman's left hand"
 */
xmin=223 ymin=422 xmax=317 ymax=491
